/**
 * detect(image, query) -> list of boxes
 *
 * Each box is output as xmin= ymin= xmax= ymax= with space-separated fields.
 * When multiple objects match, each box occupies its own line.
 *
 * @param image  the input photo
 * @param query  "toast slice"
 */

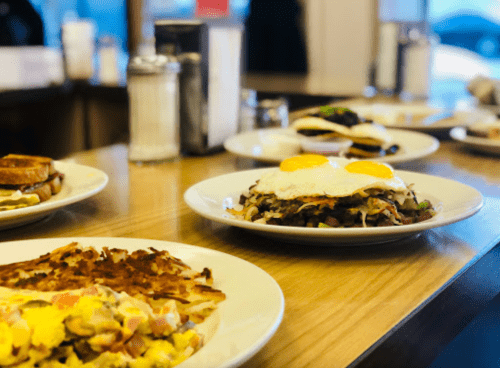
xmin=2 ymin=153 xmax=56 ymax=176
xmin=0 ymin=157 xmax=49 ymax=185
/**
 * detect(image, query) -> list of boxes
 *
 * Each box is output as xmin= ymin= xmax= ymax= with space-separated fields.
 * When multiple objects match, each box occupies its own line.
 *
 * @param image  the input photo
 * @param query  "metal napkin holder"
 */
xmin=155 ymin=19 xmax=243 ymax=154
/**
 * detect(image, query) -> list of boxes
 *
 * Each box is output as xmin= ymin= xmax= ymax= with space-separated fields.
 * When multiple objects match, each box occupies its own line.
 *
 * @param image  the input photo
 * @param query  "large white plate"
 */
xmin=224 ymin=128 xmax=439 ymax=165
xmin=0 ymin=161 xmax=108 ymax=230
xmin=0 ymin=237 xmax=284 ymax=368
xmin=346 ymin=103 xmax=494 ymax=132
xmin=184 ymin=169 xmax=483 ymax=246
xmin=450 ymin=126 xmax=500 ymax=155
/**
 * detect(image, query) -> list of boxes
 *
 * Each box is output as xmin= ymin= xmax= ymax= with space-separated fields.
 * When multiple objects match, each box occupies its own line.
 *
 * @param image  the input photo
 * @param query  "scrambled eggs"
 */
xmin=0 ymin=189 xmax=39 ymax=211
xmin=0 ymin=285 xmax=202 ymax=367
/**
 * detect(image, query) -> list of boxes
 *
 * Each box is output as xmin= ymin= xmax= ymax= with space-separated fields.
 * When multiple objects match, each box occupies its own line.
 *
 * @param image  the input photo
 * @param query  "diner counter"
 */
xmin=1 ymin=140 xmax=500 ymax=367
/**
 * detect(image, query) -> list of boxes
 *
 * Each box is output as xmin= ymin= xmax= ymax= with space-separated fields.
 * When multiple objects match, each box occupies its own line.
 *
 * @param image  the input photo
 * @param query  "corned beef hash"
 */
xmin=227 ymin=154 xmax=436 ymax=228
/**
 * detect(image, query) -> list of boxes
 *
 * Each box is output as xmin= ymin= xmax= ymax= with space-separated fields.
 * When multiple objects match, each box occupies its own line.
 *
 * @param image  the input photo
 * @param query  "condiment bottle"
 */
xmin=127 ymin=54 xmax=181 ymax=162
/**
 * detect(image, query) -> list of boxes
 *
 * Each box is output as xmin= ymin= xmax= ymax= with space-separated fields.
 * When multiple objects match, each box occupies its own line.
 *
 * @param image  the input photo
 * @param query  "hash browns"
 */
xmin=0 ymin=242 xmax=225 ymax=323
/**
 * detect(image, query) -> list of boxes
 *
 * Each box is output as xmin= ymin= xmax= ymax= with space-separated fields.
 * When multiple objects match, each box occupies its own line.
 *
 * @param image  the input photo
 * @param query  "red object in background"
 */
xmin=196 ymin=0 xmax=229 ymax=17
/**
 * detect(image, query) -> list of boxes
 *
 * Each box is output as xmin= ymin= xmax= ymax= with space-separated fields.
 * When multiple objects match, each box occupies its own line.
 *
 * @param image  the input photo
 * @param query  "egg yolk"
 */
xmin=345 ymin=161 xmax=394 ymax=178
xmin=280 ymin=154 xmax=329 ymax=172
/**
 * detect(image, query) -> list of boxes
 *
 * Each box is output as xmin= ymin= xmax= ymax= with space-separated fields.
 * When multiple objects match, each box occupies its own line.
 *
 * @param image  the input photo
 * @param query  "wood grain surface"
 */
xmin=0 ymin=139 xmax=499 ymax=368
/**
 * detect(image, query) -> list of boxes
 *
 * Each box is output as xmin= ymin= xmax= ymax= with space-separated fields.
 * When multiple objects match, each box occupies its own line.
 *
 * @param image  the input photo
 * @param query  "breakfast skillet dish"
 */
xmin=227 ymin=154 xmax=436 ymax=228
xmin=0 ymin=242 xmax=225 ymax=368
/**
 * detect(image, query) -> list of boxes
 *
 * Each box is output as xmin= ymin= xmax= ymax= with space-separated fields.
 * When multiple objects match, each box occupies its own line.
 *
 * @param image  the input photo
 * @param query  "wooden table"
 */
xmin=1 ymin=141 xmax=500 ymax=368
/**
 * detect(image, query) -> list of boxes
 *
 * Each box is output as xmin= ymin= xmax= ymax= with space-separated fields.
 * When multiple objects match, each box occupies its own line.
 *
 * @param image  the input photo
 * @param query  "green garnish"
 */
xmin=417 ymin=201 xmax=429 ymax=209
xmin=318 ymin=222 xmax=331 ymax=228
xmin=319 ymin=106 xmax=353 ymax=116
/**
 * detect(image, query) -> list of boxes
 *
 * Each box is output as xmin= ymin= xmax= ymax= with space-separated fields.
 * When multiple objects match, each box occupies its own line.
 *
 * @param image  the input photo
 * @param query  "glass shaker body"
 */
xmin=98 ymin=35 xmax=120 ymax=86
xmin=256 ymin=98 xmax=289 ymax=129
xmin=239 ymin=88 xmax=258 ymax=132
xmin=127 ymin=55 xmax=181 ymax=162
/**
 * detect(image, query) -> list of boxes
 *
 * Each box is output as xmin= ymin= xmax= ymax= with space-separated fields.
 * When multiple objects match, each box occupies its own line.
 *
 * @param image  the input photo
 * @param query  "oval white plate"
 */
xmin=347 ymin=103 xmax=494 ymax=132
xmin=0 ymin=237 xmax=285 ymax=368
xmin=184 ymin=169 xmax=483 ymax=246
xmin=450 ymin=126 xmax=500 ymax=155
xmin=224 ymin=128 xmax=439 ymax=165
xmin=0 ymin=161 xmax=108 ymax=230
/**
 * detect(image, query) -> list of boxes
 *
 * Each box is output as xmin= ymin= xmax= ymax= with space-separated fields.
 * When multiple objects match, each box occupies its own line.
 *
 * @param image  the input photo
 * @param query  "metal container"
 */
xmin=127 ymin=54 xmax=181 ymax=162
xmin=155 ymin=19 xmax=243 ymax=154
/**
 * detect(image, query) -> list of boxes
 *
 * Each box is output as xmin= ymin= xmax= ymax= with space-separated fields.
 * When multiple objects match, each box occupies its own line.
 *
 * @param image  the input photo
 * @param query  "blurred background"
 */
xmin=2 ymin=0 xmax=500 ymax=158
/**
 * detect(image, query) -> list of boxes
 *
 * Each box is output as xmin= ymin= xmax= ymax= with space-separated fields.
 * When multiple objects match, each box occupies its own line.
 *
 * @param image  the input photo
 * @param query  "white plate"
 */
xmin=346 ymin=103 xmax=494 ymax=132
xmin=450 ymin=126 xmax=500 ymax=155
xmin=224 ymin=128 xmax=439 ymax=165
xmin=0 ymin=161 xmax=108 ymax=230
xmin=184 ymin=169 xmax=483 ymax=246
xmin=0 ymin=237 xmax=284 ymax=368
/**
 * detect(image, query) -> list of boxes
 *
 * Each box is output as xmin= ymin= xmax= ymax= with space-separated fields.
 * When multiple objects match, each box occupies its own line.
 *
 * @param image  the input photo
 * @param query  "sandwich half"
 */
xmin=0 ymin=154 xmax=64 ymax=210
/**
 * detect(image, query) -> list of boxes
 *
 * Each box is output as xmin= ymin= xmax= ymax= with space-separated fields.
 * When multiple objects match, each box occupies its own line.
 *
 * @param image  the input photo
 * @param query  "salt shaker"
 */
xmin=127 ymin=54 xmax=181 ymax=162
xmin=98 ymin=35 xmax=119 ymax=86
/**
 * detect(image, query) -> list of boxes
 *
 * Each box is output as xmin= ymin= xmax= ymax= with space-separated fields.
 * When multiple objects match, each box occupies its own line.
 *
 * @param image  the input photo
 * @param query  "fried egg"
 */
xmin=253 ymin=154 xmax=408 ymax=199
xmin=349 ymin=123 xmax=392 ymax=144
xmin=292 ymin=116 xmax=392 ymax=145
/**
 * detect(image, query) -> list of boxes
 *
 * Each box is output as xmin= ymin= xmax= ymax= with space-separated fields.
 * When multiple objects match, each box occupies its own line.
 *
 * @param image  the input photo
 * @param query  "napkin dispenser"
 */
xmin=155 ymin=19 xmax=243 ymax=154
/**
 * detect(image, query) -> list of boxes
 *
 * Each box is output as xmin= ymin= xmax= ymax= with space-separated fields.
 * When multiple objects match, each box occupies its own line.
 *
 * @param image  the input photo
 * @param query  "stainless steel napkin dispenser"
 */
xmin=155 ymin=19 xmax=243 ymax=154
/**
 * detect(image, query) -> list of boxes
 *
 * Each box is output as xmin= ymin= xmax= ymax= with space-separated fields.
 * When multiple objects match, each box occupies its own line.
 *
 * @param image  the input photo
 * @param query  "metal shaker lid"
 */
xmin=127 ymin=54 xmax=181 ymax=75
xmin=177 ymin=52 xmax=202 ymax=64
xmin=241 ymin=88 xmax=257 ymax=107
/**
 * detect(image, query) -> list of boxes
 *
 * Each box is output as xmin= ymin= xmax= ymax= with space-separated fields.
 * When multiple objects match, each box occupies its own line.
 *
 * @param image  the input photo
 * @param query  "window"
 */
xmin=29 ymin=0 xmax=127 ymax=51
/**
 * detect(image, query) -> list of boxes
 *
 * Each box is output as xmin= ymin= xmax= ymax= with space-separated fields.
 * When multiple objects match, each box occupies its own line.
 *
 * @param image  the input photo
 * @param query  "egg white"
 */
xmin=253 ymin=158 xmax=408 ymax=199
xmin=292 ymin=117 xmax=392 ymax=144
xmin=349 ymin=123 xmax=392 ymax=144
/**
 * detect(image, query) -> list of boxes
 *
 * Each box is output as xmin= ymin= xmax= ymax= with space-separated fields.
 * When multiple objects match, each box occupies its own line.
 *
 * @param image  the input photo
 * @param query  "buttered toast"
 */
xmin=0 ymin=156 xmax=49 ymax=185
xmin=2 ymin=153 xmax=57 ymax=176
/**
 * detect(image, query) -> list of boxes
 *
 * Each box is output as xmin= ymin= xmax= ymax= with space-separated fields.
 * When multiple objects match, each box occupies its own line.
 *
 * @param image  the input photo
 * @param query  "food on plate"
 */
xmin=308 ymin=106 xmax=362 ymax=127
xmin=0 ymin=242 xmax=225 ymax=323
xmin=226 ymin=154 xmax=436 ymax=228
xmin=0 ymin=154 xmax=64 ymax=210
xmin=0 ymin=242 xmax=225 ymax=367
xmin=292 ymin=107 xmax=400 ymax=158
xmin=0 ymin=285 xmax=202 ymax=368
xmin=346 ymin=104 xmax=445 ymax=127
xmin=467 ymin=122 xmax=500 ymax=140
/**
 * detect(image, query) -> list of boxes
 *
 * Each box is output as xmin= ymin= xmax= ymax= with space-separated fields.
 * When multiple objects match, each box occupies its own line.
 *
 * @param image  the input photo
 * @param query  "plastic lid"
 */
xmin=127 ymin=54 xmax=181 ymax=75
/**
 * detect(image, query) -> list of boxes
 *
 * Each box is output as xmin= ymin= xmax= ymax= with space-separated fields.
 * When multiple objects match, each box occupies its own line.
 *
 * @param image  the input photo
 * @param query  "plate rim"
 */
xmin=450 ymin=126 xmax=500 ymax=149
xmin=0 ymin=237 xmax=285 ymax=368
xmin=344 ymin=103 xmax=493 ymax=132
xmin=184 ymin=168 xmax=484 ymax=245
xmin=0 ymin=161 xmax=109 ymax=228
xmin=224 ymin=128 xmax=440 ymax=165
